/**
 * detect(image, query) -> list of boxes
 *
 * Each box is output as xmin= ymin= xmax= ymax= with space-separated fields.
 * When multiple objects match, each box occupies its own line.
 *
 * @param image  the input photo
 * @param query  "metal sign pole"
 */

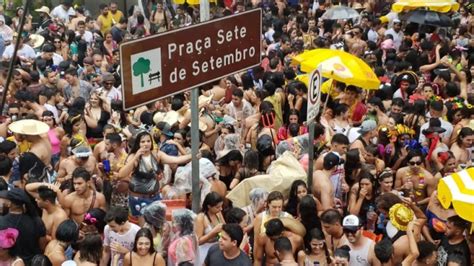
xmin=0 ymin=0 xmax=32 ymax=114
xmin=307 ymin=122 xmax=315 ymax=193
xmin=191 ymin=0 xmax=211 ymax=214
xmin=306 ymin=65 xmax=322 ymax=194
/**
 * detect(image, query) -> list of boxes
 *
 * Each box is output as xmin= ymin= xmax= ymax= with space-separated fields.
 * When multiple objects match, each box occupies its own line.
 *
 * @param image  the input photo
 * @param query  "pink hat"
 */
xmin=0 ymin=228 xmax=19 ymax=249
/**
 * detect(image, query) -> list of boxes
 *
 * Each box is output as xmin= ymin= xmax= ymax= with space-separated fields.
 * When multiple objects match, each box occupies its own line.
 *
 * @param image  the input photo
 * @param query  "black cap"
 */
xmin=7 ymin=188 xmax=31 ymax=205
xmin=323 ymin=152 xmax=340 ymax=170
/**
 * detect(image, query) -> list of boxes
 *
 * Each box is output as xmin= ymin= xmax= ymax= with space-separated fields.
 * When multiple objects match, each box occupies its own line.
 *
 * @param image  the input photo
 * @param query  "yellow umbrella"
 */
xmin=296 ymin=75 xmax=339 ymax=96
xmin=173 ymin=0 xmax=215 ymax=5
xmin=437 ymin=168 xmax=474 ymax=224
xmin=292 ymin=49 xmax=380 ymax=90
xmin=392 ymin=0 xmax=459 ymax=13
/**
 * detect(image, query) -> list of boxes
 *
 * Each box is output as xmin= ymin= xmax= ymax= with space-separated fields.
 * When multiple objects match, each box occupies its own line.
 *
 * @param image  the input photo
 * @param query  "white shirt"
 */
xmin=52 ymin=53 xmax=64 ymax=66
xmin=50 ymin=5 xmax=75 ymax=23
xmin=367 ymin=28 xmax=378 ymax=43
xmin=2 ymin=44 xmax=36 ymax=60
xmin=43 ymin=103 xmax=59 ymax=121
xmin=419 ymin=118 xmax=453 ymax=144
xmin=103 ymin=223 xmax=140 ymax=266
xmin=384 ymin=28 xmax=403 ymax=50
xmin=104 ymin=86 xmax=122 ymax=101
xmin=76 ymin=30 xmax=93 ymax=44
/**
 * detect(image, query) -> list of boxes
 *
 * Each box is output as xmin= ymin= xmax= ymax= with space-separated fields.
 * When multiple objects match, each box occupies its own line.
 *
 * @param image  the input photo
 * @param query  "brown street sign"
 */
xmin=120 ymin=9 xmax=262 ymax=110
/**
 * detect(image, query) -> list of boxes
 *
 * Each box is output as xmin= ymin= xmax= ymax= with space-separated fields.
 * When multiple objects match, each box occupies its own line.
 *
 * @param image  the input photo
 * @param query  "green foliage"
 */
xmin=133 ymin=57 xmax=151 ymax=87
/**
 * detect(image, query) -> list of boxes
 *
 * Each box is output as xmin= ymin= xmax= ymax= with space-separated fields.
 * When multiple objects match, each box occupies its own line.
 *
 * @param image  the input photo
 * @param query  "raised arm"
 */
xmin=157 ymin=150 xmax=192 ymax=165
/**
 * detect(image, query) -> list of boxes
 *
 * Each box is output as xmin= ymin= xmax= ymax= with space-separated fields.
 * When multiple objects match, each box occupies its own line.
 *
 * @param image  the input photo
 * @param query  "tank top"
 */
xmin=48 ymin=128 xmax=61 ymax=154
xmin=348 ymin=238 xmax=373 ymax=266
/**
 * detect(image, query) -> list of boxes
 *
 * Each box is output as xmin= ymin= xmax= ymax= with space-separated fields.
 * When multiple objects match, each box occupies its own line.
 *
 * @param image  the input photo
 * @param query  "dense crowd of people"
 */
xmin=0 ymin=0 xmax=473 ymax=265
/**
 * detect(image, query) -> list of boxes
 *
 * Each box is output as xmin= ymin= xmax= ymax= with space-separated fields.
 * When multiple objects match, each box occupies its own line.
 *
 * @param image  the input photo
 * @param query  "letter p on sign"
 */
xmin=307 ymin=65 xmax=322 ymax=123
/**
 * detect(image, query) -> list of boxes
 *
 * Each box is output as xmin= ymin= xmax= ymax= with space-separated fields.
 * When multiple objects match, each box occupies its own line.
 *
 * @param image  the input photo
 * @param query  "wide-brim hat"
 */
xmin=389 ymin=203 xmax=414 ymax=231
xmin=422 ymin=118 xmax=446 ymax=135
xmin=395 ymin=71 xmax=418 ymax=87
xmin=29 ymin=34 xmax=45 ymax=49
xmin=163 ymin=110 xmax=179 ymax=126
xmin=34 ymin=6 xmax=50 ymax=15
xmin=9 ymin=119 xmax=49 ymax=135
xmin=198 ymin=94 xmax=214 ymax=109
xmin=153 ymin=111 xmax=166 ymax=125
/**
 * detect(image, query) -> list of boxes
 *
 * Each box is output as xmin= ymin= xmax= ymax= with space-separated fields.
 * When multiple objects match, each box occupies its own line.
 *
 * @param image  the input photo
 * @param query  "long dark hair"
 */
xmin=285 ymin=180 xmax=307 ymax=217
xmin=129 ymin=131 xmax=153 ymax=154
xmin=201 ymin=192 xmax=223 ymax=213
xmin=357 ymin=171 xmax=376 ymax=200
xmin=78 ymin=233 xmax=103 ymax=264
xmin=299 ymin=195 xmax=322 ymax=248
xmin=344 ymin=149 xmax=362 ymax=186
xmin=133 ymin=228 xmax=155 ymax=254
xmin=306 ymin=228 xmax=331 ymax=265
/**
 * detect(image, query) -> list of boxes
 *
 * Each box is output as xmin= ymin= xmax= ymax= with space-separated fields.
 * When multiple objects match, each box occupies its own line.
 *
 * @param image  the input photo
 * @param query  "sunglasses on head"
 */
xmin=408 ymin=160 xmax=422 ymax=166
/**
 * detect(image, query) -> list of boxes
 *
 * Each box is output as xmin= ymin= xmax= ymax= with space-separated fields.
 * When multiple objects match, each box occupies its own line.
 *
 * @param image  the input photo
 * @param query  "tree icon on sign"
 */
xmin=133 ymin=57 xmax=151 ymax=87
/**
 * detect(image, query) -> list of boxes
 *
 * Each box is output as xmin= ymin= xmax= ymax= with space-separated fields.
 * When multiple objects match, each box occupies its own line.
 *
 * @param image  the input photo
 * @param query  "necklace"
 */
xmin=407 ymin=168 xmax=425 ymax=196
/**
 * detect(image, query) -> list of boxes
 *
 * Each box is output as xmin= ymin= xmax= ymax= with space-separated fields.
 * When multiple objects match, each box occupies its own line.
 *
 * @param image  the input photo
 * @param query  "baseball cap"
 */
xmin=323 ymin=152 xmax=341 ymax=170
xmin=393 ymin=18 xmax=401 ymax=24
xmin=156 ymin=121 xmax=174 ymax=138
xmin=358 ymin=119 xmax=377 ymax=134
xmin=342 ymin=214 xmax=361 ymax=231
xmin=72 ymin=146 xmax=92 ymax=158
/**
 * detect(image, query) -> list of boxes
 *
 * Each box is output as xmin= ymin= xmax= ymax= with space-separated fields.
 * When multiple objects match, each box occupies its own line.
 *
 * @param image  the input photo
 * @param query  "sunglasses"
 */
xmin=408 ymin=161 xmax=422 ymax=166
xmin=104 ymin=82 xmax=114 ymax=85
xmin=343 ymin=228 xmax=359 ymax=235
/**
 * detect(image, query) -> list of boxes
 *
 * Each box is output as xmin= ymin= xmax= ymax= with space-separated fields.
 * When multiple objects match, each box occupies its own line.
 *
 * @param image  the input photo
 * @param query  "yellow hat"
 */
xmin=389 ymin=203 xmax=414 ymax=231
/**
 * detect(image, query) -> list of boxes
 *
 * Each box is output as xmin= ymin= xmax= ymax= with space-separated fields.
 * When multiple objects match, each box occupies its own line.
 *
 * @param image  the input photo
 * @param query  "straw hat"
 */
xmin=199 ymin=94 xmax=214 ymax=109
xmin=34 ymin=6 xmax=50 ymax=15
xmin=389 ymin=203 xmax=414 ymax=231
xmin=352 ymin=2 xmax=364 ymax=10
xmin=176 ymin=109 xmax=208 ymax=131
xmin=153 ymin=111 xmax=166 ymax=125
xmin=29 ymin=34 xmax=45 ymax=49
xmin=9 ymin=119 xmax=49 ymax=135
xmin=163 ymin=111 xmax=180 ymax=126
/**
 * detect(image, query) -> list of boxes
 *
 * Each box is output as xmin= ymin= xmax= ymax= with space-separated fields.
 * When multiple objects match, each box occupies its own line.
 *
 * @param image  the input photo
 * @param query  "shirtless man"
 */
xmin=320 ymin=209 xmax=348 ymax=254
xmin=58 ymin=167 xmax=106 ymax=224
xmin=450 ymin=127 xmax=473 ymax=168
xmin=92 ymin=124 xmax=117 ymax=162
xmin=8 ymin=119 xmax=52 ymax=167
xmin=254 ymin=218 xmax=303 ymax=266
xmin=57 ymin=145 xmax=99 ymax=183
xmin=395 ymin=150 xmax=437 ymax=208
xmin=366 ymin=97 xmax=389 ymax=127
xmin=315 ymin=134 xmax=349 ymax=204
xmin=25 ymin=183 xmax=68 ymax=241
xmin=387 ymin=198 xmax=427 ymax=265
xmin=313 ymin=152 xmax=339 ymax=211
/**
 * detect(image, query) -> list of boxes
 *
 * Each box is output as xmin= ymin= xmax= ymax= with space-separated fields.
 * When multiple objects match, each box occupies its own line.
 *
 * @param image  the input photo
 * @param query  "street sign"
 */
xmin=120 ymin=9 xmax=262 ymax=110
xmin=307 ymin=65 xmax=322 ymax=123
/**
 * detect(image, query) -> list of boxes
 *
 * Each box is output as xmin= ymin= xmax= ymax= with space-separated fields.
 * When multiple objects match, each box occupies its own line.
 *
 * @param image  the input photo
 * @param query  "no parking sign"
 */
xmin=307 ymin=65 xmax=322 ymax=123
